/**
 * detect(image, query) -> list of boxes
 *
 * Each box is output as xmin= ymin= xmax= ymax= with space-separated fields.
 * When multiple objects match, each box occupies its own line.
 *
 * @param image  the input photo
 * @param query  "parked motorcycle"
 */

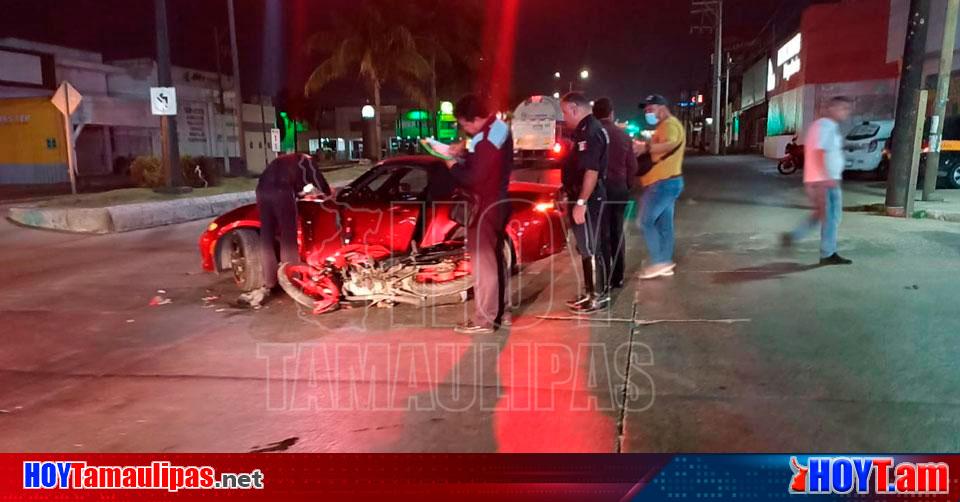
xmin=277 ymin=242 xmax=477 ymax=315
xmin=778 ymin=137 xmax=804 ymax=175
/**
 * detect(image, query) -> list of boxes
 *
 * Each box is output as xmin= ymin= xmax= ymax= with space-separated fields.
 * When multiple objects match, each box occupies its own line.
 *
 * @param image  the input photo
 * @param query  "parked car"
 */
xmin=198 ymin=156 xmax=568 ymax=304
xmin=844 ymin=120 xmax=894 ymax=178
xmin=919 ymin=115 xmax=960 ymax=189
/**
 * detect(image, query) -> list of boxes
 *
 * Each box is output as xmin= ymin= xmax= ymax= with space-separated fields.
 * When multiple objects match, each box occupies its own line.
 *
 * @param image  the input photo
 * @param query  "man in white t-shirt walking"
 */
xmin=781 ymin=96 xmax=853 ymax=265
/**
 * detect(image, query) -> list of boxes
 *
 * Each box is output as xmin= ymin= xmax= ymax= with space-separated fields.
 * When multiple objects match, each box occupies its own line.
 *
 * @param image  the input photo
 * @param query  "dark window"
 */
xmin=846 ymin=124 xmax=880 ymax=141
xmin=345 ymin=165 xmax=432 ymax=203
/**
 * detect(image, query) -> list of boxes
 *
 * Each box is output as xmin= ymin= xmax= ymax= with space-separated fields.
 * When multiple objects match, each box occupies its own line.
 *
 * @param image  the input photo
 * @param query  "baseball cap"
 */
xmin=639 ymin=94 xmax=669 ymax=107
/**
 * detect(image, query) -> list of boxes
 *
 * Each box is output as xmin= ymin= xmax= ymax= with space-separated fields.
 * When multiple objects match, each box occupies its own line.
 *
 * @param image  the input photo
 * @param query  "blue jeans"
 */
xmin=638 ymin=177 xmax=684 ymax=265
xmin=791 ymin=183 xmax=842 ymax=258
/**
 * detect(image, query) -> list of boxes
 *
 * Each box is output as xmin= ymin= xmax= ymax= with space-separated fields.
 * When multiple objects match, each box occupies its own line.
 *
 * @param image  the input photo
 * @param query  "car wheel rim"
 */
xmin=230 ymin=237 xmax=246 ymax=287
xmin=953 ymin=168 xmax=960 ymax=185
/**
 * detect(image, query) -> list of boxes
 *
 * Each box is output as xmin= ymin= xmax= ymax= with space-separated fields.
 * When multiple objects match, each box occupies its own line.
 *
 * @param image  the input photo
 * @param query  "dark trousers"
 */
xmin=467 ymin=215 xmax=510 ymax=328
xmin=569 ymin=199 xmax=610 ymax=295
xmin=256 ymin=188 xmax=299 ymax=288
xmin=605 ymin=186 xmax=631 ymax=287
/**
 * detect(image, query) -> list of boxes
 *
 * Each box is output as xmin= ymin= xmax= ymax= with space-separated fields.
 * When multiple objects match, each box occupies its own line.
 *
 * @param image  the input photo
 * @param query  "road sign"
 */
xmin=270 ymin=128 xmax=281 ymax=152
xmin=150 ymin=87 xmax=177 ymax=116
xmin=51 ymin=82 xmax=82 ymax=116
xmin=50 ymin=81 xmax=83 ymax=195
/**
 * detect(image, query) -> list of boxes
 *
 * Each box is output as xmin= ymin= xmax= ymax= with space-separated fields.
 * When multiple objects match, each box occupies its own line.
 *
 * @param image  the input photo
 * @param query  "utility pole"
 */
xmin=724 ymin=52 xmax=732 ymax=154
xmin=886 ymin=0 xmax=931 ymax=216
xmin=923 ymin=0 xmax=959 ymax=201
xmin=154 ymin=0 xmax=185 ymax=190
xmin=213 ymin=26 xmax=230 ymax=176
xmin=691 ymin=0 xmax=723 ymax=155
xmin=227 ymin=0 xmax=246 ymax=174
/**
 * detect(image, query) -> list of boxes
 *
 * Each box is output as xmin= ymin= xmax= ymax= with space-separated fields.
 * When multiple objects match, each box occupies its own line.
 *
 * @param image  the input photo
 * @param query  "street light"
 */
xmin=439 ymin=101 xmax=454 ymax=115
xmin=580 ymin=69 xmax=589 ymax=80
xmin=361 ymin=105 xmax=375 ymax=118
xmin=552 ymin=91 xmax=560 ymax=99
xmin=554 ymin=71 xmax=561 ymax=79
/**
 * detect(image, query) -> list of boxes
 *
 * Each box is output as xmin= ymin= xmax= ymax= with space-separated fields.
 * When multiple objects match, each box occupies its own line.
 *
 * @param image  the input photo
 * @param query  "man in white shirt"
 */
xmin=782 ymin=96 xmax=853 ymax=265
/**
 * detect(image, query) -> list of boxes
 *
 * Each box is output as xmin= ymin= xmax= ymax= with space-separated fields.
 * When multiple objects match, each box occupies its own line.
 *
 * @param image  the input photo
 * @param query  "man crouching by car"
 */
xmin=240 ymin=153 xmax=331 ymax=308
xmin=446 ymin=94 xmax=513 ymax=335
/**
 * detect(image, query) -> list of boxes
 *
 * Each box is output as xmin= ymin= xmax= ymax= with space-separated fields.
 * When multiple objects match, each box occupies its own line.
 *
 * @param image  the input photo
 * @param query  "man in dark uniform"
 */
xmin=447 ymin=94 xmax=513 ymax=335
xmin=593 ymin=97 xmax=638 ymax=288
xmin=560 ymin=92 xmax=610 ymax=314
xmin=240 ymin=153 xmax=331 ymax=308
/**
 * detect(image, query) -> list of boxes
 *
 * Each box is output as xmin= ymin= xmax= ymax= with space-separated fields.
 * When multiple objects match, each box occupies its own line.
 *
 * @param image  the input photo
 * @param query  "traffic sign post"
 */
xmin=150 ymin=87 xmax=177 ymax=116
xmin=270 ymin=128 xmax=281 ymax=153
xmin=51 ymin=81 xmax=82 ymax=195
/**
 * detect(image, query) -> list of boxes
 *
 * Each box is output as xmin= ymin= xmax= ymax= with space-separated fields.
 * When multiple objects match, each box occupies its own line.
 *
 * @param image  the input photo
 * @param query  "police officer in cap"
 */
xmin=560 ymin=92 xmax=610 ymax=314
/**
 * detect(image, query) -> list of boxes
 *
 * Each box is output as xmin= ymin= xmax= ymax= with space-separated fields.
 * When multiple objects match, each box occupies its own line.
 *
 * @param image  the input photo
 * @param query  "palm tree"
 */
xmin=409 ymin=0 xmax=482 ymax=136
xmin=304 ymin=0 xmax=431 ymax=161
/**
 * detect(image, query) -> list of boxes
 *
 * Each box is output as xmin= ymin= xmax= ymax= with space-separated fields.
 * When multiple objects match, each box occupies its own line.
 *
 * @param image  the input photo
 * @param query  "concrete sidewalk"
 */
xmin=912 ymin=191 xmax=960 ymax=222
xmin=839 ymin=179 xmax=960 ymax=222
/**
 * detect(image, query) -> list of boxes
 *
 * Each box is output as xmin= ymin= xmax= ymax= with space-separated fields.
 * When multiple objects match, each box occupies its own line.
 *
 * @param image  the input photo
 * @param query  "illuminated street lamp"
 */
xmin=361 ymin=105 xmax=376 ymax=160
xmin=439 ymin=101 xmax=454 ymax=115
xmin=579 ymin=69 xmax=589 ymax=80
xmin=552 ymin=91 xmax=560 ymax=99
xmin=553 ymin=71 xmax=561 ymax=79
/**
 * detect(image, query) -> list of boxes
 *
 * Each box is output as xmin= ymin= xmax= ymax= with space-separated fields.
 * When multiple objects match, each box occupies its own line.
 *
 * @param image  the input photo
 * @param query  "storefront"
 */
xmin=763 ymin=0 xmax=900 ymax=158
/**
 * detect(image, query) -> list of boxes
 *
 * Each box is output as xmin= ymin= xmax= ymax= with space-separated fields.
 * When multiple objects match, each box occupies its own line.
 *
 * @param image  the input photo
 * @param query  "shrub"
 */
xmin=130 ymin=155 xmax=222 ymax=188
xmin=181 ymin=156 xmax=221 ymax=188
xmin=129 ymin=156 xmax=164 ymax=188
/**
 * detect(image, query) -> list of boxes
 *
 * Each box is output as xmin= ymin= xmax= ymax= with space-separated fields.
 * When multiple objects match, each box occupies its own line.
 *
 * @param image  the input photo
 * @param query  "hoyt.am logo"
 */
xmin=789 ymin=456 xmax=949 ymax=495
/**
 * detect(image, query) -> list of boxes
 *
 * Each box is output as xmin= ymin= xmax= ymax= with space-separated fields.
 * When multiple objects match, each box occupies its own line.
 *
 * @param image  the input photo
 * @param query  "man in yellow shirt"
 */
xmin=632 ymin=94 xmax=685 ymax=279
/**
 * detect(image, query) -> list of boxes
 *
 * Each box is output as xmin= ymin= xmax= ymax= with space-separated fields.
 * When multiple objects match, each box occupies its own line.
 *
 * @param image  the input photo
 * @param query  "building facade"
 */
xmin=0 ymin=38 xmax=276 ymax=184
xmin=725 ymin=0 xmax=960 ymax=159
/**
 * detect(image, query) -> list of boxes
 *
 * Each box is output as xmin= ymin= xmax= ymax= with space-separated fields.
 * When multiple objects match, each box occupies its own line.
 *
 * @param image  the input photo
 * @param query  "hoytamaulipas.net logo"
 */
xmin=23 ymin=461 xmax=264 ymax=492
xmin=789 ymin=456 xmax=949 ymax=495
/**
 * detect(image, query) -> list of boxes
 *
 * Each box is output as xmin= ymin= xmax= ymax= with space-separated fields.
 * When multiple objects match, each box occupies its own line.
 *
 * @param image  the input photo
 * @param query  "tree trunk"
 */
xmin=429 ymin=54 xmax=439 ymax=139
xmin=372 ymin=79 xmax=383 ymax=162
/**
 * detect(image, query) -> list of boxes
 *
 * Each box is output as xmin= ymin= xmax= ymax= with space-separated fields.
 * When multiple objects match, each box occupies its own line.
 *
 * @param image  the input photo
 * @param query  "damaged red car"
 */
xmin=199 ymin=156 xmax=566 ymax=314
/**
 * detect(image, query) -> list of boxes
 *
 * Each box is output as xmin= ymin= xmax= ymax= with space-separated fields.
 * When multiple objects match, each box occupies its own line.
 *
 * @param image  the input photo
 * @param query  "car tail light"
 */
xmin=868 ymin=140 xmax=878 ymax=152
xmin=534 ymin=201 xmax=555 ymax=212
xmin=921 ymin=140 xmax=930 ymax=154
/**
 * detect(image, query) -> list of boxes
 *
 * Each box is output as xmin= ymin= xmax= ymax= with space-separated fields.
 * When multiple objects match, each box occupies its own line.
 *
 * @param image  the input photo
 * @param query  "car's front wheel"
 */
xmin=945 ymin=163 xmax=960 ymax=189
xmin=225 ymin=229 xmax=264 ymax=292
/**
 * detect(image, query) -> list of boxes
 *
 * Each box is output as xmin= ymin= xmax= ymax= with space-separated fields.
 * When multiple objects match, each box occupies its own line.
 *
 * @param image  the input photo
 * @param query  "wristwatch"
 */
xmin=576 ymin=199 xmax=586 ymax=207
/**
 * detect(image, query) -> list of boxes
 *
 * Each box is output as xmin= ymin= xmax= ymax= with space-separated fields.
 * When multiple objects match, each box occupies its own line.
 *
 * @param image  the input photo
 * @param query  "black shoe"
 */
xmin=570 ymin=294 xmax=611 ymax=315
xmin=454 ymin=321 xmax=495 ymax=335
xmin=495 ymin=313 xmax=512 ymax=330
xmin=780 ymin=233 xmax=794 ymax=248
xmin=565 ymin=294 xmax=592 ymax=309
xmin=819 ymin=253 xmax=852 ymax=266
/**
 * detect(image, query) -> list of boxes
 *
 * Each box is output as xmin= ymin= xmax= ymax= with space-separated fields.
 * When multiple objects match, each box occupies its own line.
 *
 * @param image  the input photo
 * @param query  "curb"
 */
xmin=7 ymin=191 xmax=255 ymax=234
xmin=912 ymin=208 xmax=960 ymax=223
xmin=6 ymin=179 xmax=356 ymax=234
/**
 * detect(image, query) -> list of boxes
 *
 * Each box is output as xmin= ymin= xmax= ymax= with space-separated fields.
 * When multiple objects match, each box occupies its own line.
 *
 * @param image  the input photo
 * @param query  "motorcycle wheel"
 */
xmin=778 ymin=159 xmax=798 ymax=175
xmin=277 ymin=263 xmax=341 ymax=314
xmin=405 ymin=239 xmax=514 ymax=299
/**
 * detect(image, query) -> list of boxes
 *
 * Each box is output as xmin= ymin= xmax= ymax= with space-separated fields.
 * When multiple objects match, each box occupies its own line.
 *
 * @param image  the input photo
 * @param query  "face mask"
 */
xmin=645 ymin=112 xmax=659 ymax=126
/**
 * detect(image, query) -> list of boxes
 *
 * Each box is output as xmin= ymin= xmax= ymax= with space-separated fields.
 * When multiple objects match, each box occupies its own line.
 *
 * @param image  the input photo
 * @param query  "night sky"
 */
xmin=2 ymin=0 xmax=802 ymax=120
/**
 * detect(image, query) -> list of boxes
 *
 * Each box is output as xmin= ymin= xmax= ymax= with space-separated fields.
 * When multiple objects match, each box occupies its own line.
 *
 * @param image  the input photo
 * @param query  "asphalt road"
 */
xmin=1 ymin=155 xmax=959 ymax=452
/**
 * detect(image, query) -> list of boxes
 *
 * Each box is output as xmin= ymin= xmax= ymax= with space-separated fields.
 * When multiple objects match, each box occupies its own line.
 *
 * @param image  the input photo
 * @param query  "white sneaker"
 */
xmin=638 ymin=262 xmax=676 ymax=280
xmin=238 ymin=287 xmax=269 ymax=308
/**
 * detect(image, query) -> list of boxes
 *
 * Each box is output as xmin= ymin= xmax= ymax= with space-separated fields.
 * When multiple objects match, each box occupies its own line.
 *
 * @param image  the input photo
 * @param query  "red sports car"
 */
xmin=199 ymin=156 xmax=566 ymax=313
